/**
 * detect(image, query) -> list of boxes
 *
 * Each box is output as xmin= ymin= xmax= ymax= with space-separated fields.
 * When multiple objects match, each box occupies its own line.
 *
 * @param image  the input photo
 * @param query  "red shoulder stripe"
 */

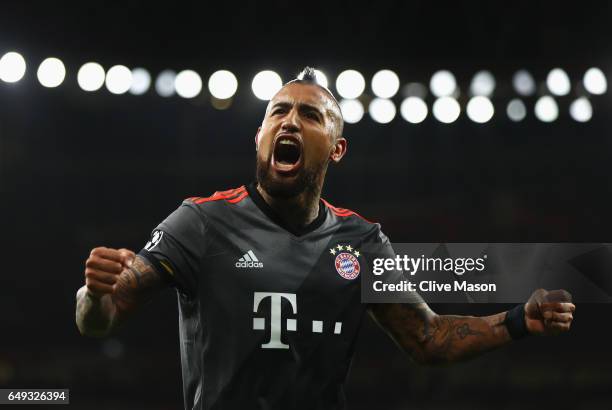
xmin=321 ymin=198 xmax=375 ymax=224
xmin=226 ymin=190 xmax=249 ymax=204
xmin=190 ymin=186 xmax=247 ymax=204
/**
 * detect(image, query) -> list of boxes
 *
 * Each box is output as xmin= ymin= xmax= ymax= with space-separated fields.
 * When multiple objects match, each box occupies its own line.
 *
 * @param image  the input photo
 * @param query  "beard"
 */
xmin=256 ymin=154 xmax=326 ymax=199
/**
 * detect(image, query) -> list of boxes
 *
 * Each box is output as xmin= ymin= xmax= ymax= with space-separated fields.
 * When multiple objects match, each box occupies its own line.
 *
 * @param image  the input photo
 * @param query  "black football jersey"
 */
xmin=138 ymin=183 xmax=403 ymax=410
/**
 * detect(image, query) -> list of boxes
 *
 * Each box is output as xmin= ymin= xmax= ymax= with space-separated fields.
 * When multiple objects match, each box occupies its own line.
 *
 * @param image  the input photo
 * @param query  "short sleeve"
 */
xmin=137 ymin=200 xmax=206 ymax=297
xmin=364 ymin=226 xmax=425 ymax=304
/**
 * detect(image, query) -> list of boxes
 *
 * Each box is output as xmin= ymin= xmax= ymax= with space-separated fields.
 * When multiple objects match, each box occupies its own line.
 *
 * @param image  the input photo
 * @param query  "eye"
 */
xmin=272 ymin=108 xmax=286 ymax=115
xmin=305 ymin=112 xmax=320 ymax=121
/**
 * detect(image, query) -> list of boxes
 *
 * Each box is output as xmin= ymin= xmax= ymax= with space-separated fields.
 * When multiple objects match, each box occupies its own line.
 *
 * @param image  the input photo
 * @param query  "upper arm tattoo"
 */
xmin=111 ymin=255 xmax=169 ymax=315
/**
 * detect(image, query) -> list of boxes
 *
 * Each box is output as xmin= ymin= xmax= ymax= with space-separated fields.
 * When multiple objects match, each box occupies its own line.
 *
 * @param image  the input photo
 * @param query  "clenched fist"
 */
xmin=525 ymin=289 xmax=575 ymax=335
xmin=84 ymin=247 xmax=136 ymax=299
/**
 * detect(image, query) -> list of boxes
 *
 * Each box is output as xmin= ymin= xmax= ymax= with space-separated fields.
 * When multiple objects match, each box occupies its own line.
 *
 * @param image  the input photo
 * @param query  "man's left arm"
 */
xmin=368 ymin=288 xmax=575 ymax=365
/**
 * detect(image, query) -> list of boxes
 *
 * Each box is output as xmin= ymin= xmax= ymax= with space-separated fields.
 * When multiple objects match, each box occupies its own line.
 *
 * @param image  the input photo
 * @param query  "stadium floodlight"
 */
xmin=335 ymin=70 xmax=365 ymax=99
xmin=208 ymin=70 xmax=238 ymax=100
xmin=155 ymin=70 xmax=176 ymax=97
xmin=129 ymin=68 xmax=151 ymax=95
xmin=470 ymin=70 xmax=496 ymax=97
xmin=105 ymin=65 xmax=133 ymax=95
xmin=371 ymin=69 xmax=400 ymax=99
xmin=569 ymin=97 xmax=592 ymax=122
xmin=430 ymin=70 xmax=457 ymax=97
xmin=546 ymin=68 xmax=571 ymax=96
xmin=400 ymin=97 xmax=428 ymax=124
xmin=466 ymin=96 xmax=494 ymax=123
xmin=0 ymin=51 xmax=27 ymax=83
xmin=534 ymin=96 xmax=559 ymax=122
xmin=512 ymin=70 xmax=536 ymax=96
xmin=175 ymin=70 xmax=202 ymax=99
xmin=339 ymin=99 xmax=364 ymax=124
xmin=583 ymin=67 xmax=607 ymax=95
xmin=506 ymin=99 xmax=527 ymax=122
xmin=37 ymin=57 xmax=65 ymax=88
xmin=369 ymin=98 xmax=396 ymax=124
xmin=252 ymin=70 xmax=282 ymax=101
xmin=77 ymin=62 xmax=105 ymax=92
xmin=432 ymin=97 xmax=460 ymax=123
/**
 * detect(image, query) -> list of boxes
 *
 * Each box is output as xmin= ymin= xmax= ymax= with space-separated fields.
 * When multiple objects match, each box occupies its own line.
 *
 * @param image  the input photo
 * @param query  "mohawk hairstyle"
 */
xmin=288 ymin=66 xmax=339 ymax=104
xmin=284 ymin=66 xmax=344 ymax=140
xmin=297 ymin=66 xmax=318 ymax=82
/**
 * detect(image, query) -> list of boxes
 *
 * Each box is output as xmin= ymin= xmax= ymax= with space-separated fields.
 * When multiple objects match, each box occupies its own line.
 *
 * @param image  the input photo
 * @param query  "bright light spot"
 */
xmin=470 ymin=70 xmax=496 ymax=96
xmin=252 ymin=70 xmax=282 ymax=100
xmin=546 ymin=68 xmax=571 ymax=96
xmin=534 ymin=96 xmax=559 ymax=122
xmin=155 ymin=70 xmax=176 ymax=97
xmin=371 ymin=69 xmax=400 ymax=98
xmin=175 ymin=70 xmax=202 ymax=98
xmin=313 ymin=69 xmax=328 ymax=88
xmin=466 ymin=96 xmax=494 ymax=123
xmin=506 ymin=99 xmax=526 ymax=122
xmin=129 ymin=68 xmax=151 ymax=95
xmin=432 ymin=97 xmax=461 ymax=123
xmin=335 ymin=70 xmax=365 ymax=99
xmin=369 ymin=98 xmax=396 ymax=124
xmin=105 ymin=65 xmax=132 ymax=95
xmin=37 ymin=57 xmax=65 ymax=88
xmin=0 ymin=51 xmax=27 ymax=83
xmin=402 ymin=82 xmax=427 ymax=98
xmin=339 ymin=99 xmax=364 ymax=124
xmin=583 ymin=67 xmax=607 ymax=95
xmin=208 ymin=70 xmax=238 ymax=99
xmin=430 ymin=70 xmax=457 ymax=97
xmin=77 ymin=62 xmax=105 ymax=92
xmin=400 ymin=97 xmax=428 ymax=124
xmin=569 ymin=97 xmax=593 ymax=122
xmin=513 ymin=70 xmax=536 ymax=96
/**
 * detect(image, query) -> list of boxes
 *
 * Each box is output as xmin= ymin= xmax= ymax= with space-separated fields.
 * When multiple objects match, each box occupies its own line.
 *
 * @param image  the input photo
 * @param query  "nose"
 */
xmin=280 ymin=107 xmax=300 ymax=133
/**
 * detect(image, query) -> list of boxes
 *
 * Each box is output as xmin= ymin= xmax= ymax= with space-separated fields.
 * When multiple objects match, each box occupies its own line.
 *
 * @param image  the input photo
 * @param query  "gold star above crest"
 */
xmin=346 ymin=245 xmax=353 ymax=251
xmin=337 ymin=244 xmax=344 ymax=251
xmin=330 ymin=248 xmax=337 ymax=255
xmin=354 ymin=250 xmax=360 ymax=257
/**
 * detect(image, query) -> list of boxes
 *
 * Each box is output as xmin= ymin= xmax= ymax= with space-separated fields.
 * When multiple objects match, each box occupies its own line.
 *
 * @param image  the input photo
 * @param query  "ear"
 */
xmin=329 ymin=137 xmax=347 ymax=164
xmin=254 ymin=127 xmax=261 ymax=151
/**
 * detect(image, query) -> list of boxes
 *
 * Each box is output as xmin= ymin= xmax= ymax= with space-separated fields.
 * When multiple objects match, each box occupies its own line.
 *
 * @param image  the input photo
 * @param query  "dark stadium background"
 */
xmin=1 ymin=1 xmax=611 ymax=409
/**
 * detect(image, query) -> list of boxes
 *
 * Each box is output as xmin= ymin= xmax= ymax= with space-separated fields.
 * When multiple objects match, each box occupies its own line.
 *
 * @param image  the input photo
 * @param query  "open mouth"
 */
xmin=271 ymin=133 xmax=303 ymax=174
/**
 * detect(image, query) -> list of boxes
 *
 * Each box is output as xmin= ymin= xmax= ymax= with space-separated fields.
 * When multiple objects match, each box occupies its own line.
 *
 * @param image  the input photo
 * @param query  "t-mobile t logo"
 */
xmin=252 ymin=292 xmax=297 ymax=349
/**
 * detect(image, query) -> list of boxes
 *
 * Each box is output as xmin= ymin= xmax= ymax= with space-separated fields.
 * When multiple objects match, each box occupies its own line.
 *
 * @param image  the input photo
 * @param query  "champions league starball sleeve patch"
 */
xmin=144 ymin=229 xmax=164 ymax=251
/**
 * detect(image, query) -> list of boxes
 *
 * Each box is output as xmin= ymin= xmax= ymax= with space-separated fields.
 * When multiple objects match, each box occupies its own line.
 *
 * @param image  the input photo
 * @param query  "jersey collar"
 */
xmin=246 ymin=182 xmax=327 ymax=237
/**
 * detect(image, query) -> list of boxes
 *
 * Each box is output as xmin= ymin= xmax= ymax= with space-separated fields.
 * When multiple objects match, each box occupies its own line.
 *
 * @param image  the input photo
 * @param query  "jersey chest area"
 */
xmin=201 ymin=225 xmax=365 ymax=294
xmin=196 ymin=224 xmax=367 ymax=349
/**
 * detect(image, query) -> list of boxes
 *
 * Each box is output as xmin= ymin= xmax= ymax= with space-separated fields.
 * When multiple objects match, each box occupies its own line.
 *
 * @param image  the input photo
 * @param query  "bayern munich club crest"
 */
xmin=330 ymin=244 xmax=361 ymax=280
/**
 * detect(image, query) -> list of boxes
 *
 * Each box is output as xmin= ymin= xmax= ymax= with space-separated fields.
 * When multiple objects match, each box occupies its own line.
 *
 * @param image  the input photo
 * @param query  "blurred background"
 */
xmin=1 ymin=1 xmax=611 ymax=409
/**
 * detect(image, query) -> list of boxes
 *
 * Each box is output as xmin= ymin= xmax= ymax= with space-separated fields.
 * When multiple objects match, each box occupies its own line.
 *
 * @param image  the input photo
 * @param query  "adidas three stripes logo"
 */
xmin=236 ymin=250 xmax=264 ymax=268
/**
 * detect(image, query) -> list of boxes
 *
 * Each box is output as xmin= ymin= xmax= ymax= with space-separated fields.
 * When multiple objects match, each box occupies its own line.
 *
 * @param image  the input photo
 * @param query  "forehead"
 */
xmin=268 ymin=82 xmax=337 ymax=113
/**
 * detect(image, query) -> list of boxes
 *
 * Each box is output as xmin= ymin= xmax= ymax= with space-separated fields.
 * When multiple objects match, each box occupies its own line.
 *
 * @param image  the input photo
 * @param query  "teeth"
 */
xmin=279 ymin=139 xmax=297 ymax=146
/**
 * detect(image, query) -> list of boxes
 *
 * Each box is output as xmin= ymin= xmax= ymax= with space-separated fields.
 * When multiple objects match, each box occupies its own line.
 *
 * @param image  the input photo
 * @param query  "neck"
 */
xmin=256 ymin=183 xmax=321 ymax=231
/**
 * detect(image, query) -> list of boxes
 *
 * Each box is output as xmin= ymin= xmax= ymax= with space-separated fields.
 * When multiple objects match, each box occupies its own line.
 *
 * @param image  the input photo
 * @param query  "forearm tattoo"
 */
xmin=111 ymin=255 xmax=166 ymax=315
xmin=370 ymin=303 xmax=509 ymax=364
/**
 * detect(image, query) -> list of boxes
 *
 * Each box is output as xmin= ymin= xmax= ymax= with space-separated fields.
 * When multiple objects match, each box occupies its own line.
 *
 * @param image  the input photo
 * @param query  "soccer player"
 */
xmin=75 ymin=67 xmax=575 ymax=409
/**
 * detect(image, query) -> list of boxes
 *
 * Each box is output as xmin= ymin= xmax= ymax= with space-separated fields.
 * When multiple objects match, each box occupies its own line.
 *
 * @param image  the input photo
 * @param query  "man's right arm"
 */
xmin=75 ymin=247 xmax=169 ymax=338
